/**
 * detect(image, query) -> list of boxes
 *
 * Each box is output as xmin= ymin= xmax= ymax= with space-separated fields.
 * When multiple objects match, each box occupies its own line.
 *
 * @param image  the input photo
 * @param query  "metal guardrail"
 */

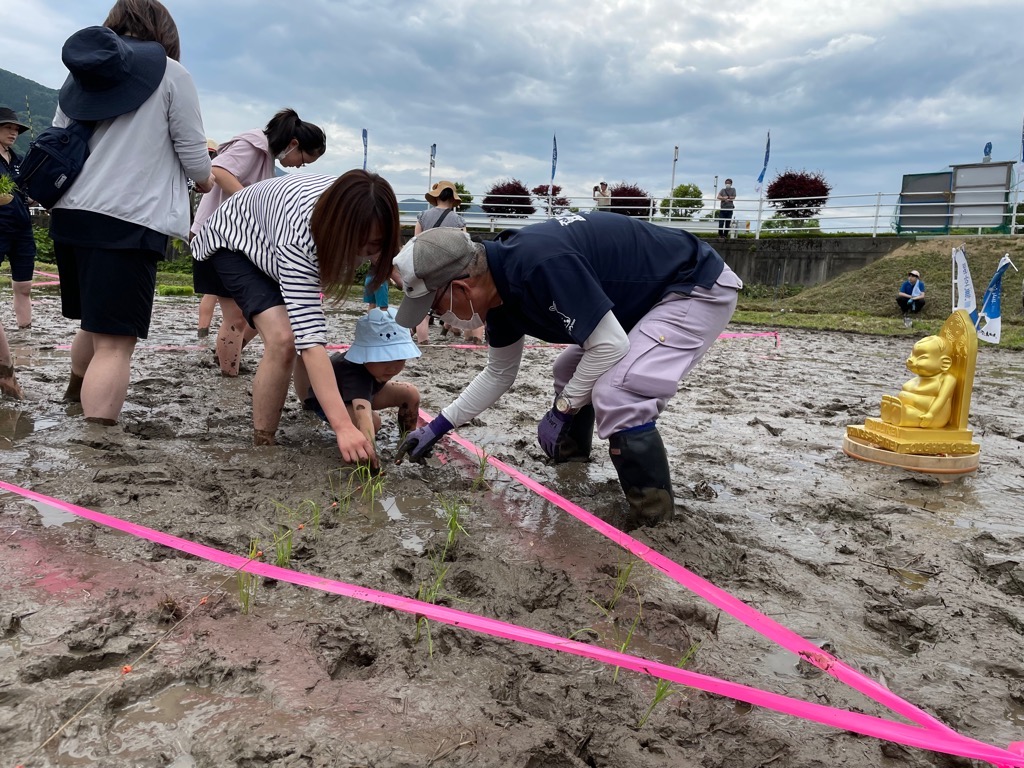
xmin=398 ymin=185 xmax=1024 ymax=239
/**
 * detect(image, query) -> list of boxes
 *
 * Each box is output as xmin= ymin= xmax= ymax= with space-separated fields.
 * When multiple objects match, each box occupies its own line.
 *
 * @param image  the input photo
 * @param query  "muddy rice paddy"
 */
xmin=2 ymin=293 xmax=1024 ymax=767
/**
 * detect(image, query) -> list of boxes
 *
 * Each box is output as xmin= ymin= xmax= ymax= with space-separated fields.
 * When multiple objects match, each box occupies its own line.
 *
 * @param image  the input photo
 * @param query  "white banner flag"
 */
xmin=951 ymin=246 xmax=978 ymax=324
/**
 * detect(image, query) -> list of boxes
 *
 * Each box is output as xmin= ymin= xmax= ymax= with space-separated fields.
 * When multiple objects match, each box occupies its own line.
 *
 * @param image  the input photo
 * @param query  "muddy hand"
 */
xmin=337 ymin=423 xmax=378 ymax=468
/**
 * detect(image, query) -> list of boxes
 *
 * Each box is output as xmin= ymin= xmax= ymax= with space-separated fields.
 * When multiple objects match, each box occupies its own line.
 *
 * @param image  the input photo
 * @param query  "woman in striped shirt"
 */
xmin=191 ymin=170 xmax=399 ymax=465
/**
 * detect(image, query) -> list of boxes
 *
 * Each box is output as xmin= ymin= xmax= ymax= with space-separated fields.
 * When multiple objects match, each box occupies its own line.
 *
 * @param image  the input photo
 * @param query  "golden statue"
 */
xmin=844 ymin=310 xmax=980 ymax=476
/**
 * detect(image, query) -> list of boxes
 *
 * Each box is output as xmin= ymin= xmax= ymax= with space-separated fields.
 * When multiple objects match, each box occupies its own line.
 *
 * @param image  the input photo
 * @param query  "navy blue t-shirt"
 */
xmin=483 ymin=212 xmax=725 ymax=348
xmin=303 ymin=352 xmax=384 ymax=412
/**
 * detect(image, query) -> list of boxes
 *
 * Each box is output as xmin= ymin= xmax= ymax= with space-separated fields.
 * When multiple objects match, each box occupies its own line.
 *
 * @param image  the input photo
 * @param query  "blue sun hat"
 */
xmin=346 ymin=308 xmax=421 ymax=364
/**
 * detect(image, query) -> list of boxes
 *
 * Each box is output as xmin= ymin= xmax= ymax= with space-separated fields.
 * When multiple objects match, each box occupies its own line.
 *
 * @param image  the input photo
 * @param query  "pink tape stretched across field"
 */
xmin=422 ymin=411 xmax=1024 ymax=765
xmin=0 ymin=479 xmax=1020 ymax=765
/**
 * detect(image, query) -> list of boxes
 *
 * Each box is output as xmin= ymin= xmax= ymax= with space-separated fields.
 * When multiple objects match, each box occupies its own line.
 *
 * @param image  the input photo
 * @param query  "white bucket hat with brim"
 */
xmin=58 ymin=26 xmax=168 ymax=122
xmin=345 ymin=308 xmax=422 ymax=364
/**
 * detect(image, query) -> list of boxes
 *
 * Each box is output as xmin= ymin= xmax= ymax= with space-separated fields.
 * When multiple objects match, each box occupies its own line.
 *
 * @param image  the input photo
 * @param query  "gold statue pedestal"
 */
xmin=844 ymin=310 xmax=981 ymax=479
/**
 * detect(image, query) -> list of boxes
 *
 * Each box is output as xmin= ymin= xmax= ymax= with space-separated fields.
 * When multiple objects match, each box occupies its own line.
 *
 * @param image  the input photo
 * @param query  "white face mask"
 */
xmin=437 ymin=284 xmax=484 ymax=330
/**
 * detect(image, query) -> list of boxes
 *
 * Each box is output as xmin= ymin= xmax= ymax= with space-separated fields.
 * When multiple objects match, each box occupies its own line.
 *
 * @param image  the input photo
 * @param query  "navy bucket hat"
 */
xmin=58 ymin=26 xmax=167 ymax=121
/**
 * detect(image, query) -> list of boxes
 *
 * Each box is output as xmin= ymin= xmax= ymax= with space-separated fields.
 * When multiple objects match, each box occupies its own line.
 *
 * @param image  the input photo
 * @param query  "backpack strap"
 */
xmin=431 ymin=207 xmax=453 ymax=229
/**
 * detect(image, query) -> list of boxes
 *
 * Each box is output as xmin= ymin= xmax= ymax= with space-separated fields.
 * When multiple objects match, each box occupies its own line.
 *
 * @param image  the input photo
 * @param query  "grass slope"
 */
xmin=736 ymin=236 xmax=1024 ymax=349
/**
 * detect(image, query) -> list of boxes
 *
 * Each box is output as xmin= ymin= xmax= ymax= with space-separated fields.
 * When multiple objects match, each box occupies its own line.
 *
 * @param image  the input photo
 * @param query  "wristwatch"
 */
xmin=554 ymin=393 xmax=576 ymax=415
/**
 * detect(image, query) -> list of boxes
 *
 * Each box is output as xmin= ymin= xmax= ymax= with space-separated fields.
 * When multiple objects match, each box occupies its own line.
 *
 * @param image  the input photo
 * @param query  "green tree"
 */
xmin=659 ymin=183 xmax=703 ymax=220
xmin=765 ymin=169 xmax=831 ymax=219
xmin=454 ymin=181 xmax=473 ymax=212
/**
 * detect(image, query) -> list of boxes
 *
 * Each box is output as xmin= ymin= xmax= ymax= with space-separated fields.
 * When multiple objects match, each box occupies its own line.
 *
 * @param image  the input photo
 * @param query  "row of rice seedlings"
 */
xmin=237 ymin=538 xmax=261 ymax=615
xmin=635 ymin=641 xmax=702 ymax=729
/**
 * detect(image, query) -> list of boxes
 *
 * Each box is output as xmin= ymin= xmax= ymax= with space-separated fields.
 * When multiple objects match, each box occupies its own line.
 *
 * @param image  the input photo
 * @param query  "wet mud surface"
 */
xmin=2 ymin=294 xmax=1024 ymax=767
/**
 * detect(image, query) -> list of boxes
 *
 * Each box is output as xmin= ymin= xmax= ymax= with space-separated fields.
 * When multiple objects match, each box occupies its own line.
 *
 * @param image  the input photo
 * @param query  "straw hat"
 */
xmin=425 ymin=180 xmax=461 ymax=206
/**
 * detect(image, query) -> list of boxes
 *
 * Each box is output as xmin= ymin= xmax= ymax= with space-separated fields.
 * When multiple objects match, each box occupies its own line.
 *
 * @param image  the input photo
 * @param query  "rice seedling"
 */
xmin=237 ymin=538 xmax=261 ymax=615
xmin=268 ymin=525 xmax=293 ymax=569
xmin=438 ymin=495 xmax=468 ymax=560
xmin=612 ymin=603 xmax=643 ymax=684
xmin=471 ymin=446 xmax=491 ymax=492
xmin=414 ymin=553 xmax=450 ymax=656
xmin=327 ymin=463 xmax=385 ymax=514
xmin=635 ymin=641 xmax=702 ymax=729
xmin=607 ymin=557 xmax=638 ymax=612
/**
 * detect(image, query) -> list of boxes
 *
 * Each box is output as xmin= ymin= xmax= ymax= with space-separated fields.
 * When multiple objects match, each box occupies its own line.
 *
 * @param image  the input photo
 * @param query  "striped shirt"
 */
xmin=191 ymin=173 xmax=335 ymax=350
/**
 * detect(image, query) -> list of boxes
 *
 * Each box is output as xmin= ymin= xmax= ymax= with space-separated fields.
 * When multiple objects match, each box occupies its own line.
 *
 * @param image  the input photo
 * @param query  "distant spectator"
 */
xmin=717 ymin=178 xmax=736 ymax=237
xmin=0 ymin=106 xmax=36 ymax=330
xmin=413 ymin=180 xmax=474 ymax=341
xmin=593 ymin=181 xmax=610 ymax=211
xmin=897 ymin=269 xmax=926 ymax=328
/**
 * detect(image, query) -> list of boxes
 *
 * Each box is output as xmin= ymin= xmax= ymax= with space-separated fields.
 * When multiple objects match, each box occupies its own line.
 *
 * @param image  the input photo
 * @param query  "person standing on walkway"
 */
xmin=717 ymin=178 xmax=736 ymax=237
xmin=414 ymin=180 xmax=478 ymax=342
xmin=0 ymin=107 xmax=36 ymax=330
xmin=593 ymin=181 xmax=610 ymax=211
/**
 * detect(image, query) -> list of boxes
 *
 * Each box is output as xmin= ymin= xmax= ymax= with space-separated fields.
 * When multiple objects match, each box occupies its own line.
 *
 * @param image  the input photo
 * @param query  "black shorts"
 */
xmin=0 ymin=228 xmax=37 ymax=282
xmin=199 ymin=249 xmax=284 ymax=326
xmin=54 ymin=243 xmax=159 ymax=338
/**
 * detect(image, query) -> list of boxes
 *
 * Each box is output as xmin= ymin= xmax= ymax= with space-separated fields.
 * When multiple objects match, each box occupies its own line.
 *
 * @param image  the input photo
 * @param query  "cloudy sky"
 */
xmin=3 ymin=0 xmax=1023 ymax=216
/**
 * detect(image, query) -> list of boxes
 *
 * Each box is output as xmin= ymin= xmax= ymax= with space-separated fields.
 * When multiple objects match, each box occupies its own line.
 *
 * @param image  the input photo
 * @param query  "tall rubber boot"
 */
xmin=555 ymin=404 xmax=595 ymax=463
xmin=608 ymin=424 xmax=674 ymax=528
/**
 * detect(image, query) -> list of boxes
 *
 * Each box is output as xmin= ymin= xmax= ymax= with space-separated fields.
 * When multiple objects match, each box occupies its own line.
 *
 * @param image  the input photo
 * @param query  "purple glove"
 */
xmin=537 ymin=408 xmax=572 ymax=459
xmin=396 ymin=413 xmax=454 ymax=464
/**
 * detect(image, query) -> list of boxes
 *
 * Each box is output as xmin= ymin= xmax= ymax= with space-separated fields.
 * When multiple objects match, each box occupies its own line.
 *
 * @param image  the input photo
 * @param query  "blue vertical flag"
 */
xmin=430 ymin=143 xmax=436 ymax=168
xmin=975 ymin=254 xmax=1018 ymax=344
xmin=362 ymin=128 xmax=368 ymax=171
xmin=551 ymin=133 xmax=558 ymax=184
xmin=756 ymin=131 xmax=771 ymax=192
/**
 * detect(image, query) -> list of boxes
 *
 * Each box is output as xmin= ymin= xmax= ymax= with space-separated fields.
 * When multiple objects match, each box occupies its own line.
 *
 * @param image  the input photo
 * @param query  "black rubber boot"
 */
xmin=554 ymin=404 xmax=595 ymax=463
xmin=608 ymin=425 xmax=674 ymax=528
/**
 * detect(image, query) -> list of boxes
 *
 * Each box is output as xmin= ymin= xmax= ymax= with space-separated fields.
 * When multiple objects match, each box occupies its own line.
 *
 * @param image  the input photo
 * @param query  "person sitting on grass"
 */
xmin=303 ymin=308 xmax=420 ymax=445
xmin=897 ymin=269 xmax=926 ymax=327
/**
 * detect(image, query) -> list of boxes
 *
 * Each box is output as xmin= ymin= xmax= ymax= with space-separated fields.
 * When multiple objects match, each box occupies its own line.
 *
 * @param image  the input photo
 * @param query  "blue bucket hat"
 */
xmin=346 ymin=308 xmax=421 ymax=364
xmin=58 ymin=26 xmax=167 ymax=121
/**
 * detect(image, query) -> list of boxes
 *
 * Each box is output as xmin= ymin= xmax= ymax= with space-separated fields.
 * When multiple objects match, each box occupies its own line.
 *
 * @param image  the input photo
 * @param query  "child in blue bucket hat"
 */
xmin=303 ymin=308 xmax=421 ymax=442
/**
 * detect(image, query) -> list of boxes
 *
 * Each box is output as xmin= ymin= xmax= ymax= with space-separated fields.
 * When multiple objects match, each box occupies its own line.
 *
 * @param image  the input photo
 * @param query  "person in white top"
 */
xmin=191 ymin=170 xmax=401 ymax=464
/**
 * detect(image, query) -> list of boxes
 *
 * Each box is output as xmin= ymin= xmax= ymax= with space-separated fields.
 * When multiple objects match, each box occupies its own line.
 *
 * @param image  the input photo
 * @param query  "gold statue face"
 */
xmin=906 ymin=336 xmax=951 ymax=377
